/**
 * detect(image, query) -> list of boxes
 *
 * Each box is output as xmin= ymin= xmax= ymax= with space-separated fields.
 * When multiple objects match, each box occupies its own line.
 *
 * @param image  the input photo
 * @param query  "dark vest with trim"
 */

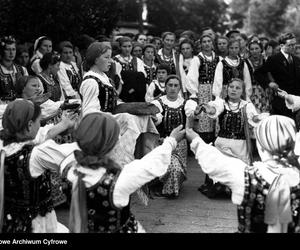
xmin=0 ymin=64 xmax=25 ymax=101
xmin=2 ymin=144 xmax=53 ymax=233
xmin=218 ymin=104 xmax=246 ymax=140
xmin=198 ymin=55 xmax=219 ymax=84
xmin=222 ymin=59 xmax=244 ymax=87
xmin=84 ymin=169 xmax=138 ymax=233
xmin=37 ymin=75 xmax=62 ymax=102
xmin=65 ymin=64 xmax=82 ymax=92
xmin=156 ymin=98 xmax=186 ymax=138
xmin=237 ymin=166 xmax=300 ymax=233
xmin=83 ymin=75 xmax=118 ymax=113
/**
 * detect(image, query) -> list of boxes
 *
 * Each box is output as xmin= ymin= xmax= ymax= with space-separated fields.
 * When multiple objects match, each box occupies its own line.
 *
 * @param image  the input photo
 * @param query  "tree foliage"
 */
xmin=0 ymin=0 xmax=121 ymax=44
xmin=120 ymin=0 xmax=229 ymax=36
xmin=229 ymin=0 xmax=297 ymax=38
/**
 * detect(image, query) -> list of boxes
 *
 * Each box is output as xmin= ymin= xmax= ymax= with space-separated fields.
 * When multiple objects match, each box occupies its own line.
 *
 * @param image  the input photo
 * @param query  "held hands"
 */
xmin=169 ymin=125 xmax=186 ymax=142
xmin=202 ymin=104 xmax=216 ymax=115
xmin=186 ymin=128 xmax=199 ymax=143
xmin=269 ymin=82 xmax=279 ymax=90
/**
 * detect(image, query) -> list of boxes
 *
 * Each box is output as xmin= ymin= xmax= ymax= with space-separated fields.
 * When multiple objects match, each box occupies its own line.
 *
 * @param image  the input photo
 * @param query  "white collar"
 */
xmin=280 ymin=49 xmax=289 ymax=60
xmin=84 ymin=70 xmax=112 ymax=87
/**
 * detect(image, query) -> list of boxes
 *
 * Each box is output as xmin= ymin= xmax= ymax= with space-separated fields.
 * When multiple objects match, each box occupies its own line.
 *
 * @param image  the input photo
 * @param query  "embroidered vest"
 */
xmin=65 ymin=64 xmax=82 ymax=92
xmin=83 ymin=75 xmax=118 ymax=113
xmin=144 ymin=65 xmax=157 ymax=86
xmin=0 ymin=64 xmax=25 ymax=101
xmin=37 ymin=75 xmax=62 ymax=102
xmin=198 ymin=55 xmax=219 ymax=84
xmin=237 ymin=166 xmax=300 ymax=233
xmin=222 ymin=59 xmax=244 ymax=87
xmin=153 ymin=83 xmax=165 ymax=99
xmin=157 ymin=98 xmax=186 ymax=138
xmin=84 ymin=170 xmax=138 ymax=233
xmin=114 ymin=56 xmax=137 ymax=73
xmin=2 ymin=145 xmax=53 ymax=233
xmin=218 ymin=105 xmax=246 ymax=140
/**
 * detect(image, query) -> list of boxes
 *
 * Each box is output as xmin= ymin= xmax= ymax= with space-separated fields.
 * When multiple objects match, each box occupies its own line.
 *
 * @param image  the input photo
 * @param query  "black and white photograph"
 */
xmin=0 ymin=0 xmax=300 ymax=236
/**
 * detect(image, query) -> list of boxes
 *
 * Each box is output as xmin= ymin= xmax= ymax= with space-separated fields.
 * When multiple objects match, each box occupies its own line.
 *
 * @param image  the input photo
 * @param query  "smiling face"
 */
xmin=166 ymin=77 xmax=181 ymax=100
xmin=23 ymin=78 xmax=41 ymax=99
xmin=227 ymin=80 xmax=244 ymax=101
xmin=95 ymin=49 xmax=112 ymax=72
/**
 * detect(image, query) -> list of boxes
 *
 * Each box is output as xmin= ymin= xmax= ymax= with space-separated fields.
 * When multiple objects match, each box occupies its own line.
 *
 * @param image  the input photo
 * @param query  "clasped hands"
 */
xmin=169 ymin=125 xmax=199 ymax=144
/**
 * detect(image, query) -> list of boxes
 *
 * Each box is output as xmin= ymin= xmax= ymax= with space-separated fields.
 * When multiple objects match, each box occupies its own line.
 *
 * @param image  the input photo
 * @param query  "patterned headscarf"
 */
xmin=255 ymin=115 xmax=296 ymax=158
xmin=69 ymin=112 xmax=120 ymax=233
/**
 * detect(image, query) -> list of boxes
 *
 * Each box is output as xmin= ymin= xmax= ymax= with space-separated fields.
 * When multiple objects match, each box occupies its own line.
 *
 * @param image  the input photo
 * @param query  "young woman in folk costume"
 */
xmin=13 ymin=75 xmax=80 ymax=207
xmin=30 ymin=36 xmax=53 ymax=75
xmin=156 ymin=32 xmax=179 ymax=75
xmin=59 ymin=112 xmax=185 ymax=233
xmin=0 ymin=36 xmax=28 ymax=103
xmin=178 ymin=38 xmax=196 ymax=99
xmin=37 ymin=52 xmax=64 ymax=102
xmin=186 ymin=115 xmax=300 ymax=233
xmin=79 ymin=42 xmax=161 ymax=204
xmin=185 ymin=34 xmax=220 ymax=194
xmin=213 ymin=39 xmax=252 ymax=101
xmin=113 ymin=36 xmax=147 ymax=102
xmin=151 ymin=75 xmax=189 ymax=198
xmin=142 ymin=43 xmax=157 ymax=86
xmin=57 ymin=41 xmax=82 ymax=99
xmin=0 ymin=99 xmax=76 ymax=233
xmin=203 ymin=78 xmax=265 ymax=166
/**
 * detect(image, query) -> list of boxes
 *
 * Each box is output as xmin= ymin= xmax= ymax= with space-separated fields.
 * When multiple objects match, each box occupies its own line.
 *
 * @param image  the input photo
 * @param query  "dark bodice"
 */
xmin=222 ymin=59 xmax=245 ymax=86
xmin=83 ymin=75 xmax=118 ymax=113
xmin=218 ymin=104 xmax=246 ymax=140
xmin=37 ymin=74 xmax=62 ymax=102
xmin=65 ymin=64 xmax=82 ymax=92
xmin=0 ymin=64 xmax=26 ymax=101
xmin=198 ymin=55 xmax=219 ymax=84
xmin=2 ymin=144 xmax=53 ymax=233
xmin=156 ymin=98 xmax=186 ymax=138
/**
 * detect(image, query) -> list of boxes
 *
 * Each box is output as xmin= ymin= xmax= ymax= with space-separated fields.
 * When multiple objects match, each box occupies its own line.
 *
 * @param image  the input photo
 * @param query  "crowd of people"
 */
xmin=1 ymin=25 xmax=300 ymax=233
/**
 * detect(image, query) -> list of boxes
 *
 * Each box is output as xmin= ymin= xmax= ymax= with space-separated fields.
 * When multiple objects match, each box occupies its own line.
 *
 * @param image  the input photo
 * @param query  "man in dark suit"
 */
xmin=258 ymin=32 xmax=300 ymax=118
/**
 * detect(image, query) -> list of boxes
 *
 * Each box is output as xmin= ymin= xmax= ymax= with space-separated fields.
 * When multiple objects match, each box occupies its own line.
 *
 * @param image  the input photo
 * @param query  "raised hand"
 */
xmin=169 ymin=125 xmax=186 ymax=142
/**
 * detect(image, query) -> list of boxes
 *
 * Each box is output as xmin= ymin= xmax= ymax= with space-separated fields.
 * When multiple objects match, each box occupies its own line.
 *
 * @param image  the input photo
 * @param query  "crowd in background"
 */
xmin=1 ymin=25 xmax=300 ymax=233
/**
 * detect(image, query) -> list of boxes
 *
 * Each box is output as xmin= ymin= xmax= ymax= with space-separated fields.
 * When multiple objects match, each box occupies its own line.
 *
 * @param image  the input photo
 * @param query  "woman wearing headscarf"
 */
xmin=30 ymin=36 xmax=53 ymax=75
xmin=186 ymin=115 xmax=300 ymax=233
xmin=58 ymin=112 xmax=185 ymax=233
xmin=0 ymin=99 xmax=76 ymax=232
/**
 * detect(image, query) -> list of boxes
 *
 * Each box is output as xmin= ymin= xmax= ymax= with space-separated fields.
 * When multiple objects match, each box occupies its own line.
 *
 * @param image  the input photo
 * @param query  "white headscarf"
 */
xmin=33 ymin=36 xmax=47 ymax=53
